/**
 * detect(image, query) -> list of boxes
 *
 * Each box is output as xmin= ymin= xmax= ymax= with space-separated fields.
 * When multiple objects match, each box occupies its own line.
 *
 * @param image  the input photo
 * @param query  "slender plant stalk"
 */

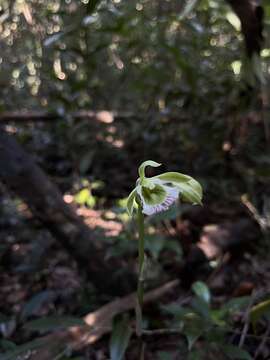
xmin=136 ymin=203 xmax=145 ymax=337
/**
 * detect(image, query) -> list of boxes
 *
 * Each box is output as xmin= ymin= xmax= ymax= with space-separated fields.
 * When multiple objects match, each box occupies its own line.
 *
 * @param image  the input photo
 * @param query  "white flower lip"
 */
xmin=139 ymin=181 xmax=180 ymax=216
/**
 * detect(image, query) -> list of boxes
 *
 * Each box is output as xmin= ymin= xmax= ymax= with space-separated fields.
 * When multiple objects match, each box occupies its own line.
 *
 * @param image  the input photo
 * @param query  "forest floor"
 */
xmin=1 ymin=119 xmax=270 ymax=359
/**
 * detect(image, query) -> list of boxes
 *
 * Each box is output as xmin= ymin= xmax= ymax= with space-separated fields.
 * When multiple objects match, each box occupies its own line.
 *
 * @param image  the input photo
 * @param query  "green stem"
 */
xmin=136 ymin=203 xmax=145 ymax=337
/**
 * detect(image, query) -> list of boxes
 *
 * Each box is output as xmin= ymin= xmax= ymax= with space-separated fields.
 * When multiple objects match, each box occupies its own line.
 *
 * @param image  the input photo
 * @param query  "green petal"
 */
xmin=178 ymin=179 xmax=203 ymax=205
xmin=138 ymin=160 xmax=162 ymax=179
xmin=188 ymin=178 xmax=203 ymax=199
xmin=154 ymin=172 xmax=192 ymax=184
xmin=154 ymin=172 xmax=202 ymax=204
xmin=126 ymin=188 xmax=137 ymax=216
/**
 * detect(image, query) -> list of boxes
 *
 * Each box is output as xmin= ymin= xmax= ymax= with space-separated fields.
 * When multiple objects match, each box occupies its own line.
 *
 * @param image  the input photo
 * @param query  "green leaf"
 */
xmin=0 ymin=340 xmax=17 ymax=352
xmin=145 ymin=235 xmax=165 ymax=259
xmin=182 ymin=313 xmax=205 ymax=350
xmin=157 ymin=351 xmax=175 ymax=360
xmin=75 ymin=188 xmax=91 ymax=205
xmin=205 ymin=325 xmax=227 ymax=343
xmin=161 ymin=302 xmax=194 ymax=321
xmin=0 ymin=338 xmax=48 ymax=360
xmin=23 ymin=316 xmax=85 ymax=332
xmin=184 ymin=321 xmax=204 ymax=350
xmin=222 ymin=297 xmax=250 ymax=314
xmin=75 ymin=188 xmax=96 ymax=208
xmin=222 ymin=345 xmax=252 ymax=360
xmin=191 ymin=297 xmax=210 ymax=320
xmin=250 ymin=299 xmax=270 ymax=331
xmin=187 ymin=350 xmax=202 ymax=360
xmin=192 ymin=281 xmax=211 ymax=304
xmin=109 ymin=315 xmax=132 ymax=360
xmin=138 ymin=160 xmax=161 ymax=179
xmin=21 ymin=290 xmax=55 ymax=320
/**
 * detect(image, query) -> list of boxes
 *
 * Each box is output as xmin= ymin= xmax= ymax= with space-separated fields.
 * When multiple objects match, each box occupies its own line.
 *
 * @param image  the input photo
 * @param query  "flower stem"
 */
xmin=136 ymin=203 xmax=145 ymax=337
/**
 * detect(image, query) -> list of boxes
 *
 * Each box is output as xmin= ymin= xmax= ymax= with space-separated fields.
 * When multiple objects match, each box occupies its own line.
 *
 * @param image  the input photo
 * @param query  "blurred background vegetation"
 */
xmin=0 ymin=0 xmax=270 ymax=359
xmin=1 ymin=0 xmax=270 ymax=200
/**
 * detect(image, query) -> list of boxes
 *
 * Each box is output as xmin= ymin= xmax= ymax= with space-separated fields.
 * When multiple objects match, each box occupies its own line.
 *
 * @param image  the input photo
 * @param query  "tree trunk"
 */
xmin=0 ymin=127 xmax=134 ymax=294
xmin=226 ymin=0 xmax=264 ymax=57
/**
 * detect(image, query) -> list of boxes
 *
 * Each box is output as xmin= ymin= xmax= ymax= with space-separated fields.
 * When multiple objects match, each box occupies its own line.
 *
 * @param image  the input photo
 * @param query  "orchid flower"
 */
xmin=127 ymin=160 xmax=202 ymax=216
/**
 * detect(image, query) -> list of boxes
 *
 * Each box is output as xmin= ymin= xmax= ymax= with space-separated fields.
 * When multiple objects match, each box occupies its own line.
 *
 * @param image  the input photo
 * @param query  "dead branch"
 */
xmin=29 ymin=280 xmax=179 ymax=360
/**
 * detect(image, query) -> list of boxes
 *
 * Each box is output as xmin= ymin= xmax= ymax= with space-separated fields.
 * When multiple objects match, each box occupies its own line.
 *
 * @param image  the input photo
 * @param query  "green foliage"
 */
xmin=75 ymin=187 xmax=96 ymax=208
xmin=1 ymin=0 xmax=267 ymax=114
xmin=21 ymin=290 xmax=56 ymax=320
xmin=1 ymin=0 xmax=266 ymax=211
xmin=222 ymin=345 xmax=253 ymax=360
xmin=162 ymin=282 xmax=253 ymax=357
xmin=0 ymin=0 xmax=269 ymax=359
xmin=0 ymin=338 xmax=50 ymax=360
xmin=0 ymin=340 xmax=17 ymax=352
xmin=179 ymin=0 xmax=200 ymax=20
xmin=110 ymin=315 xmax=132 ymax=360
xmin=192 ymin=281 xmax=211 ymax=304
xmin=145 ymin=234 xmax=182 ymax=260
xmin=157 ymin=351 xmax=178 ymax=360
xmin=250 ymin=298 xmax=270 ymax=332
xmin=23 ymin=316 xmax=85 ymax=332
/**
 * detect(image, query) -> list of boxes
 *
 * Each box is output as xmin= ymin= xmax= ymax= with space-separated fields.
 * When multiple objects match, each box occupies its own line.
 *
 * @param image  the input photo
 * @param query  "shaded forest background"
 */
xmin=0 ymin=0 xmax=270 ymax=359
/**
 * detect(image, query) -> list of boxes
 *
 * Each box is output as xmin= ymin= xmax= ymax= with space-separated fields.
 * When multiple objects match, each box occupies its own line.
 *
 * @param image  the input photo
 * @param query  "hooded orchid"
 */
xmin=127 ymin=160 xmax=202 ymax=216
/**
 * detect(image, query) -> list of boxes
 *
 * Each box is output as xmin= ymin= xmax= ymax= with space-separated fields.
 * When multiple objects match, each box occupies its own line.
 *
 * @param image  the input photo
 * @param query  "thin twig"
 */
xmin=239 ymin=290 xmax=257 ymax=348
xmin=254 ymin=322 xmax=270 ymax=359
xmin=241 ymin=194 xmax=268 ymax=231
xmin=139 ymin=325 xmax=270 ymax=342
xmin=206 ymin=252 xmax=230 ymax=284
xmin=142 ymin=328 xmax=183 ymax=336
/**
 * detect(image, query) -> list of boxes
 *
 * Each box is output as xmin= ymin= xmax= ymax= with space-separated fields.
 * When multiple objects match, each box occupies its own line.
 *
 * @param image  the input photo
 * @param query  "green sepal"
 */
xmin=126 ymin=188 xmax=137 ymax=216
xmin=138 ymin=160 xmax=161 ymax=179
xmin=154 ymin=171 xmax=192 ymax=184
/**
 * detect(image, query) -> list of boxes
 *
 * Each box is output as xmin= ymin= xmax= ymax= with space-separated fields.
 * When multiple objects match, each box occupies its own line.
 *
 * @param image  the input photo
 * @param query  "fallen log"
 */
xmin=28 ymin=279 xmax=179 ymax=360
xmin=0 ymin=127 xmax=135 ymax=294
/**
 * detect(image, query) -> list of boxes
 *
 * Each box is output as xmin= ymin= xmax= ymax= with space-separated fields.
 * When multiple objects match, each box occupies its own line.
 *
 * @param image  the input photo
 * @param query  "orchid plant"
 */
xmin=127 ymin=160 xmax=203 ymax=338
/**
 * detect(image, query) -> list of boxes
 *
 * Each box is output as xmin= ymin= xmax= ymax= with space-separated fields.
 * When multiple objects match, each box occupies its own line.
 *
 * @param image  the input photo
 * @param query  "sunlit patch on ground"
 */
xmin=76 ymin=207 xmax=123 ymax=237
